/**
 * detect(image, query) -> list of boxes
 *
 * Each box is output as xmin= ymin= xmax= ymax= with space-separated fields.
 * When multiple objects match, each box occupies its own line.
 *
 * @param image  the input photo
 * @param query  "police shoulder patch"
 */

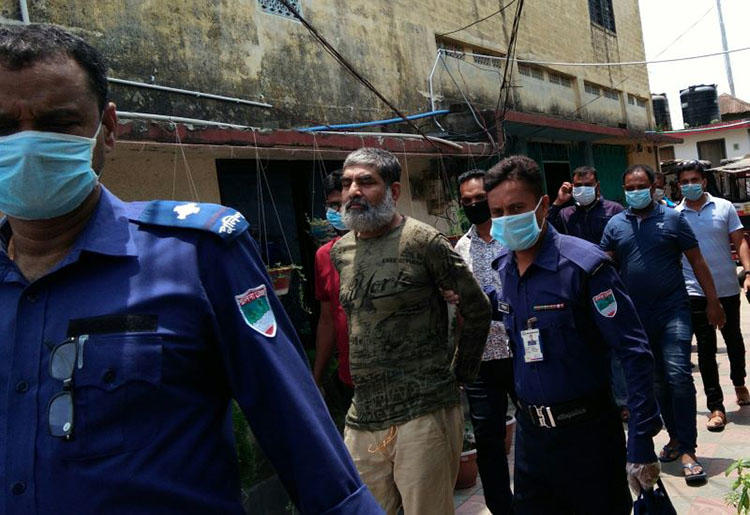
xmin=133 ymin=200 xmax=249 ymax=241
xmin=235 ymin=285 xmax=277 ymax=337
xmin=592 ymin=289 xmax=617 ymax=318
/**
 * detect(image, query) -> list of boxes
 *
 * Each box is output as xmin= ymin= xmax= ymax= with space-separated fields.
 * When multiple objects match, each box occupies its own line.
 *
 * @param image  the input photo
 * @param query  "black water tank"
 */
xmin=651 ymin=93 xmax=672 ymax=131
xmin=680 ymin=84 xmax=719 ymax=128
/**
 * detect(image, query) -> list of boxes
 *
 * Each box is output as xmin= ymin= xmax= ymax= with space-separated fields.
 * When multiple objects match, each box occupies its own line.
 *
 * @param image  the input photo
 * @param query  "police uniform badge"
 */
xmin=235 ymin=285 xmax=277 ymax=337
xmin=593 ymin=289 xmax=617 ymax=317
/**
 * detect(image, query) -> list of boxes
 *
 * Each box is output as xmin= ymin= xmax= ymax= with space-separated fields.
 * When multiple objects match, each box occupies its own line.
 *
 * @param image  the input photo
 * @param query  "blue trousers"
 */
xmin=464 ymin=359 xmax=515 ymax=514
xmin=513 ymin=405 xmax=631 ymax=514
xmin=647 ymin=308 xmax=697 ymax=454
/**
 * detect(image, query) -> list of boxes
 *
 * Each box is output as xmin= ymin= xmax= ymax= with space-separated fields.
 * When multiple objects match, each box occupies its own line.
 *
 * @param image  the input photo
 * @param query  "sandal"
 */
xmin=706 ymin=410 xmax=727 ymax=432
xmin=658 ymin=444 xmax=681 ymax=463
xmin=737 ymin=386 xmax=750 ymax=406
xmin=683 ymin=460 xmax=707 ymax=485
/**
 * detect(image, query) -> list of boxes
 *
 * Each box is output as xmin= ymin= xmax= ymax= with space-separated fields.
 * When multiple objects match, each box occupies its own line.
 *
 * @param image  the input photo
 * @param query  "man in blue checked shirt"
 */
xmin=485 ymin=156 xmax=662 ymax=514
xmin=0 ymin=24 xmax=381 ymax=515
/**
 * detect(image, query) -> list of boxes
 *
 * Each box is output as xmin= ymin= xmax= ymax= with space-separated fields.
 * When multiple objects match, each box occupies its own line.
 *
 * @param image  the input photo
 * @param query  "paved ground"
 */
xmin=455 ymin=299 xmax=750 ymax=514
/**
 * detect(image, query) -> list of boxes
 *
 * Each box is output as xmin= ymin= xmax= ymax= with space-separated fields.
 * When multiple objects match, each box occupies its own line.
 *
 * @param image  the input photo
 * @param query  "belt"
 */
xmin=517 ymin=391 xmax=613 ymax=429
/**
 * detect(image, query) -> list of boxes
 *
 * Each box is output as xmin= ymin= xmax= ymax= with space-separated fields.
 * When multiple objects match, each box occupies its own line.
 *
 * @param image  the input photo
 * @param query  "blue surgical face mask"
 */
xmin=325 ymin=207 xmax=348 ymax=231
xmin=572 ymin=186 xmax=596 ymax=206
xmin=653 ymin=188 xmax=666 ymax=201
xmin=625 ymin=188 xmax=652 ymax=210
xmin=0 ymin=125 xmax=101 ymax=219
xmin=681 ymin=183 xmax=704 ymax=201
xmin=490 ymin=197 xmax=544 ymax=251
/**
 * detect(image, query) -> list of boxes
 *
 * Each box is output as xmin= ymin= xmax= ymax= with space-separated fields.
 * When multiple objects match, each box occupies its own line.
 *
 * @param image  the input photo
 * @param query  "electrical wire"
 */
xmin=437 ymin=0 xmax=518 ymax=37
xmin=452 ymin=45 xmax=750 ymax=67
xmin=275 ymin=0 xmax=444 ymax=152
xmin=495 ymin=0 xmax=525 ymax=154
xmin=653 ymin=6 xmax=714 ymax=58
xmin=439 ymin=54 xmax=498 ymax=151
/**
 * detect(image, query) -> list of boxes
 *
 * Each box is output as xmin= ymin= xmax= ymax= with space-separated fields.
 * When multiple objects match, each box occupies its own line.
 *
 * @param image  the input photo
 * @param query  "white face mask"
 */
xmin=653 ymin=188 xmax=665 ymax=201
xmin=572 ymin=186 xmax=596 ymax=206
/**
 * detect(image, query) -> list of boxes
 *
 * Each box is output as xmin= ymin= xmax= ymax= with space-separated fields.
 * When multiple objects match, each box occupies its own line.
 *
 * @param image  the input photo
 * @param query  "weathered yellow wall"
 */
xmin=102 ymin=142 xmax=222 ymax=203
xmin=100 ymin=141 xmax=459 ymax=235
xmin=0 ymin=0 xmax=652 ymax=130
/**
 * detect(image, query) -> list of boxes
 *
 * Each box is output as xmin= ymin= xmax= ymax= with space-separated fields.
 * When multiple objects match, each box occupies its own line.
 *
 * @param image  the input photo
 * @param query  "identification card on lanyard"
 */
xmin=521 ymin=317 xmax=543 ymax=363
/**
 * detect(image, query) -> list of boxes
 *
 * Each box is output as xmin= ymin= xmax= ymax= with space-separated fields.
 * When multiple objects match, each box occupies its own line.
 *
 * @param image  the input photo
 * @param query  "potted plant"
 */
xmin=455 ymin=422 xmax=478 ymax=489
xmin=725 ymin=458 xmax=750 ymax=513
xmin=267 ymin=265 xmax=295 ymax=296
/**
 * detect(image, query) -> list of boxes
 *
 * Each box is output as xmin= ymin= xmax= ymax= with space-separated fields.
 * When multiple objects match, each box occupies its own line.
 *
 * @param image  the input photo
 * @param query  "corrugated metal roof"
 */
xmin=719 ymin=93 xmax=750 ymax=116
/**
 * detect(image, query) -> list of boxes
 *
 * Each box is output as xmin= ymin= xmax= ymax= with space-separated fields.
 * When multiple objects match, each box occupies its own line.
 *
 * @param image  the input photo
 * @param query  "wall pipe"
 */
xmin=313 ymin=130 xmax=464 ymax=150
xmin=19 ymin=0 xmax=29 ymax=23
xmin=108 ymin=78 xmax=273 ymax=109
xmin=116 ymin=112 xmax=466 ymax=150
xmin=299 ymin=109 xmax=449 ymax=132
xmin=117 ymin=111 xmax=255 ymax=130
xmin=428 ymin=50 xmax=446 ymax=131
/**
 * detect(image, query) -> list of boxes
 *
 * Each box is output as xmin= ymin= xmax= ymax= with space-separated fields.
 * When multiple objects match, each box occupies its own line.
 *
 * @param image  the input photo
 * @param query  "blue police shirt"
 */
xmin=494 ymin=225 xmax=660 ymax=463
xmin=546 ymin=197 xmax=624 ymax=244
xmin=600 ymin=202 xmax=698 ymax=327
xmin=0 ymin=188 xmax=382 ymax=515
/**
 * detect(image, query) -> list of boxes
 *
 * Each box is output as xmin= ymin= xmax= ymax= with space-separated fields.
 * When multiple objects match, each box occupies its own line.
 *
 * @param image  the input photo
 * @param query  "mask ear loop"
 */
xmin=90 ymin=116 xmax=106 ymax=181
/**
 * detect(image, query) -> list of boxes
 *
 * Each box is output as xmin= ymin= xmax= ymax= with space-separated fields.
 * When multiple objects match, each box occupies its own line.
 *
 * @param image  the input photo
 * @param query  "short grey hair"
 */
xmin=342 ymin=147 xmax=402 ymax=185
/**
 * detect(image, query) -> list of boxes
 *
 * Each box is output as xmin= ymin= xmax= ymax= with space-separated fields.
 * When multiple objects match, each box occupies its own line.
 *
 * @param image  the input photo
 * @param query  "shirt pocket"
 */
xmin=55 ymin=333 xmax=163 ymax=461
xmin=534 ymin=309 xmax=576 ymax=360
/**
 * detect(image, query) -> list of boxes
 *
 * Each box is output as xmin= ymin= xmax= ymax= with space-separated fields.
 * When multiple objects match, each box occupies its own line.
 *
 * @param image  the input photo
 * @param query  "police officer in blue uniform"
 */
xmin=484 ymin=156 xmax=662 ymax=514
xmin=0 ymin=24 xmax=382 ymax=514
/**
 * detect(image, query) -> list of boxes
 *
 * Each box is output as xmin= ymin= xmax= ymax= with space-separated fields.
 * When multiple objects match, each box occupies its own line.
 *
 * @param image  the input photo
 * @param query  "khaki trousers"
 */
xmin=344 ymin=405 xmax=463 ymax=515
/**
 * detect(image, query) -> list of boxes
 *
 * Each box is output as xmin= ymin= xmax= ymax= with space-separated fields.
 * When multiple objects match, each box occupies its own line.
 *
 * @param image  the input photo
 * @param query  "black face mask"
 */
xmin=462 ymin=200 xmax=491 ymax=225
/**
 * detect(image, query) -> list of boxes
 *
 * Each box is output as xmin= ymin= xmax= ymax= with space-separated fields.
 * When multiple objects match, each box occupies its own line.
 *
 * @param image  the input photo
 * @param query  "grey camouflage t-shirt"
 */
xmin=331 ymin=216 xmax=490 ymax=430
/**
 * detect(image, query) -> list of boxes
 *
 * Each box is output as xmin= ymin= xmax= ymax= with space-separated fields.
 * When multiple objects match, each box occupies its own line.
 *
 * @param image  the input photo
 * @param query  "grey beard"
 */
xmin=342 ymin=188 xmax=396 ymax=233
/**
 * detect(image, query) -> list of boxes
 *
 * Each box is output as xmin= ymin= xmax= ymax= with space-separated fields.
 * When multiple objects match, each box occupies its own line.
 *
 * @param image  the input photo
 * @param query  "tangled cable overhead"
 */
xmin=275 ymin=0 xmax=445 ymax=151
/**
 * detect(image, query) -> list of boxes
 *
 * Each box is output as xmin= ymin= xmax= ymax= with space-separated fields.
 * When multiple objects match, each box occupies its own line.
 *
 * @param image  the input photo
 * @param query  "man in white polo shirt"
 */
xmin=676 ymin=160 xmax=750 ymax=432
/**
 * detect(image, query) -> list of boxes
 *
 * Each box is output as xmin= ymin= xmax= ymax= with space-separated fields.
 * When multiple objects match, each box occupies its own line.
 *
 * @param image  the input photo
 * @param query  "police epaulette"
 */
xmin=132 ymin=200 xmax=249 ymax=241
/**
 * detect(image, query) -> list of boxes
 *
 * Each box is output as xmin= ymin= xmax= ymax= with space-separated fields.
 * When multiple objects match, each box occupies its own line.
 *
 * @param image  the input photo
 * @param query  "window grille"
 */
xmin=602 ymin=88 xmax=619 ymax=101
xmin=548 ymin=72 xmax=572 ymax=88
xmin=584 ymin=82 xmax=600 ymax=96
xmin=636 ymin=98 xmax=647 ymax=108
xmin=473 ymin=54 xmax=502 ymax=68
xmin=519 ymin=64 xmax=544 ymax=80
xmin=259 ymin=0 xmax=301 ymax=19
xmin=588 ymin=0 xmax=616 ymax=32
xmin=440 ymin=42 xmax=465 ymax=60
xmin=628 ymin=94 xmax=636 ymax=105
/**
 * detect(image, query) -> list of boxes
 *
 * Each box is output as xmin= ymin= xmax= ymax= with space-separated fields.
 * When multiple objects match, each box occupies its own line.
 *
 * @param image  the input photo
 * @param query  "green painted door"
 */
xmin=592 ymin=144 xmax=628 ymax=206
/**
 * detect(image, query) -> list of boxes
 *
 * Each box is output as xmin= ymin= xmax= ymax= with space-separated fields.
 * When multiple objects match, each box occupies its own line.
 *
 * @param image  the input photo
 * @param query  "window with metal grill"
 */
xmin=473 ymin=54 xmax=502 ymax=68
xmin=548 ymin=71 xmax=572 ymax=88
xmin=584 ymin=82 xmax=600 ymax=96
xmin=518 ymin=63 xmax=544 ymax=80
xmin=588 ymin=0 xmax=616 ymax=33
xmin=439 ymin=41 xmax=465 ymax=60
xmin=259 ymin=0 xmax=301 ymax=19
xmin=602 ymin=87 xmax=619 ymax=101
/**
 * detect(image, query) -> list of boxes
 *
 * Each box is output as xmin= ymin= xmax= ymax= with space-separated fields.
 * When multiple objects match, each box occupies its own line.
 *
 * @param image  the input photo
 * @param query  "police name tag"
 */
xmin=521 ymin=328 xmax=543 ymax=363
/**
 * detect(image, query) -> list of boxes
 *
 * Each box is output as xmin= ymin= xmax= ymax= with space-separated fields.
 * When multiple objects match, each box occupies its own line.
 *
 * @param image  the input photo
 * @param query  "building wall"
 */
xmin=663 ymin=129 xmax=750 ymax=163
xmin=102 ymin=144 xmax=459 ymax=235
xmin=0 ymin=0 xmax=652 ymax=130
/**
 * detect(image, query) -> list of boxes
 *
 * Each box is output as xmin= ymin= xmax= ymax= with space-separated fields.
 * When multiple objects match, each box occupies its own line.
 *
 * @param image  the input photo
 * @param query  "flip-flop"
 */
xmin=658 ymin=445 xmax=681 ymax=463
xmin=683 ymin=461 xmax=707 ymax=485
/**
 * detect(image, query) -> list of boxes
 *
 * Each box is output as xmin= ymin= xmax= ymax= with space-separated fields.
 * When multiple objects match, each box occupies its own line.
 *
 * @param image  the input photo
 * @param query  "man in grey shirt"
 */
xmin=676 ymin=160 xmax=750 ymax=431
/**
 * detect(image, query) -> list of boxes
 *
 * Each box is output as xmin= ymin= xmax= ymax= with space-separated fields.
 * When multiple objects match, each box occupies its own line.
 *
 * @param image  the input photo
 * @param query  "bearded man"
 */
xmin=331 ymin=148 xmax=491 ymax=515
